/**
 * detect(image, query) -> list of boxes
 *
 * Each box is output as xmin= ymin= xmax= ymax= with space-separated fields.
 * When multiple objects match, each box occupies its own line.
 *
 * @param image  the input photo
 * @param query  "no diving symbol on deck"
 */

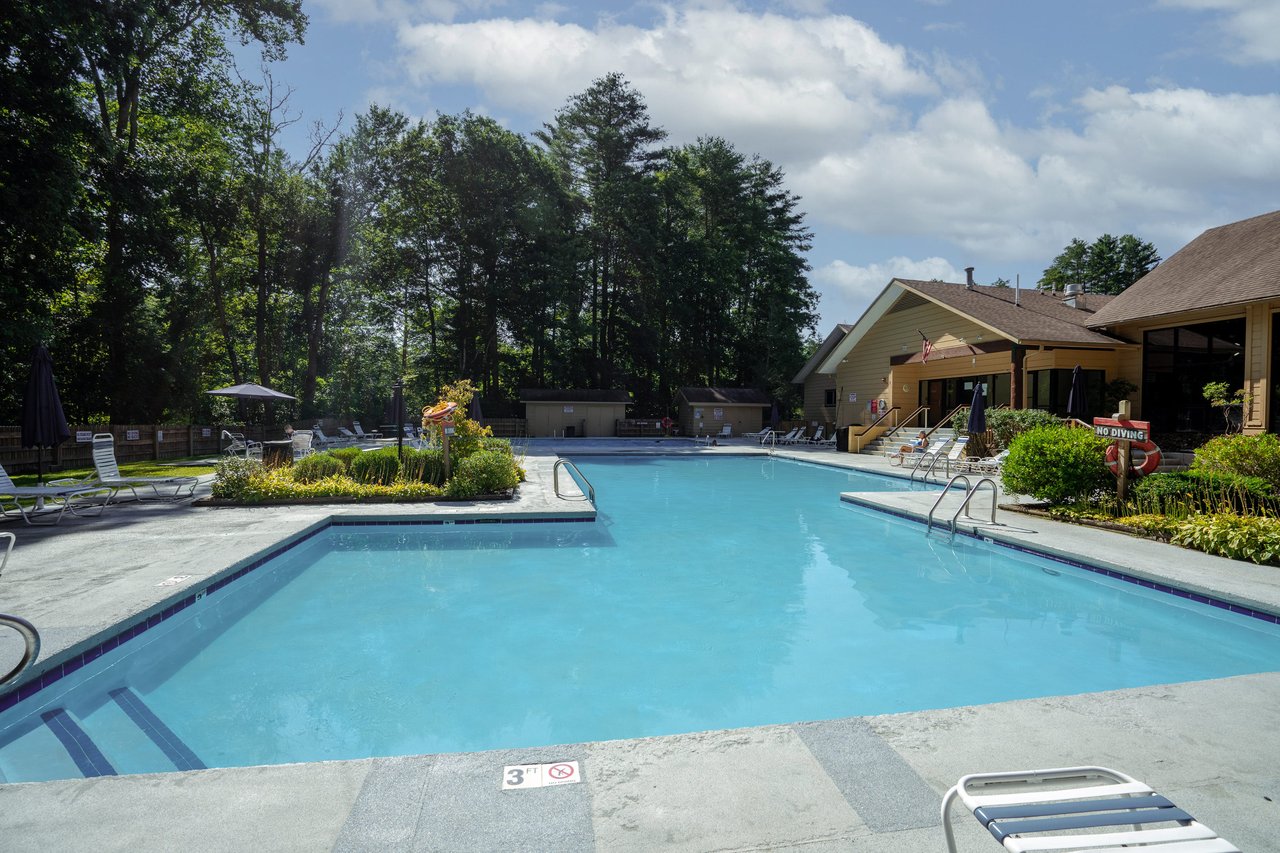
xmin=501 ymin=760 xmax=581 ymax=789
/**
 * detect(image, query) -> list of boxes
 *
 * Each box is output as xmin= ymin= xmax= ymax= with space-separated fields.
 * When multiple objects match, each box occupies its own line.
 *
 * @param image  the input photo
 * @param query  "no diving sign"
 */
xmin=502 ymin=761 xmax=580 ymax=790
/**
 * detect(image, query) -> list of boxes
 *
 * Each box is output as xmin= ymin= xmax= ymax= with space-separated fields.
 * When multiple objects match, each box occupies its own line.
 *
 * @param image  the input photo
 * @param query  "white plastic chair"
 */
xmin=85 ymin=434 xmax=198 ymax=503
xmin=0 ymin=463 xmax=114 ymax=525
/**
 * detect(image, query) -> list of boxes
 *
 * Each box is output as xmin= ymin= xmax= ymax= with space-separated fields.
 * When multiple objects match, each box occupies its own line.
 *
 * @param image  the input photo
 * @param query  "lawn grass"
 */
xmin=9 ymin=458 xmax=217 ymax=487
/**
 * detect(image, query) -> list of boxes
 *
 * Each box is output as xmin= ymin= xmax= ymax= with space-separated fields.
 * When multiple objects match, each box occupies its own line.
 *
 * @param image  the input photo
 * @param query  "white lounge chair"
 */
xmin=800 ymin=426 xmax=825 ymax=445
xmin=962 ymin=449 xmax=1009 ymax=475
xmin=221 ymin=430 xmax=262 ymax=460
xmin=85 ymin=434 xmax=198 ymax=503
xmin=291 ymin=430 xmax=315 ymax=460
xmin=310 ymin=426 xmax=344 ymax=448
xmin=942 ymin=765 xmax=1239 ymax=852
xmin=774 ymin=427 xmax=802 ymax=445
xmin=0 ymin=463 xmax=114 ymax=525
xmin=353 ymin=421 xmax=381 ymax=439
xmin=336 ymin=426 xmax=358 ymax=442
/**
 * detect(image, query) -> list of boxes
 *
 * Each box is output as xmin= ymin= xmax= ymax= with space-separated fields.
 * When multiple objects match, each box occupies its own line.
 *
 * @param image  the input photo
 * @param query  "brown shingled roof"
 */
xmin=895 ymin=279 xmax=1125 ymax=345
xmin=677 ymin=387 xmax=771 ymax=405
xmin=1087 ymin=209 xmax=1280 ymax=328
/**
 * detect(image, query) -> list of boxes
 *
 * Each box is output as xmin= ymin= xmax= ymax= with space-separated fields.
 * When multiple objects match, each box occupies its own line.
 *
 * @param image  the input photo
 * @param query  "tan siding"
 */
xmin=801 ymin=374 xmax=837 ymax=426
xmin=525 ymin=402 xmax=626 ymax=437
xmin=679 ymin=403 xmax=767 ymax=437
xmin=834 ymin=302 xmax=1003 ymax=424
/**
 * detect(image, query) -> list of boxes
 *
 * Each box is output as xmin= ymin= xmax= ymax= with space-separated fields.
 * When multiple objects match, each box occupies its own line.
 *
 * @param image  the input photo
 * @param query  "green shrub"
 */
xmin=1115 ymin=513 xmax=1180 ymax=540
xmin=348 ymin=448 xmax=401 ymax=486
xmin=235 ymin=469 xmax=444 ymax=502
xmin=212 ymin=456 xmax=265 ymax=500
xmin=1131 ymin=470 xmax=1278 ymax=516
xmin=400 ymin=447 xmax=445 ymax=485
xmin=444 ymin=449 xmax=524 ymax=498
xmin=1171 ymin=514 xmax=1280 ymax=566
xmin=1000 ymin=425 xmax=1112 ymax=504
xmin=291 ymin=453 xmax=345 ymax=484
xmin=949 ymin=407 xmax=1061 ymax=449
xmin=1192 ymin=433 xmax=1280 ymax=490
xmin=328 ymin=446 xmax=363 ymax=471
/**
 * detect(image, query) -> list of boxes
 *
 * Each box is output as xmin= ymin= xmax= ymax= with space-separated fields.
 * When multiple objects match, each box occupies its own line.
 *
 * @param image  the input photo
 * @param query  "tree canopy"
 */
xmin=1038 ymin=234 xmax=1161 ymax=295
xmin=1 ymin=16 xmax=819 ymax=425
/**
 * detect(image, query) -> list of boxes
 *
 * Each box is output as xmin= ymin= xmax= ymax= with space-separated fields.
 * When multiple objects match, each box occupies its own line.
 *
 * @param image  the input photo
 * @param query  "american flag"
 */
xmin=919 ymin=331 xmax=934 ymax=363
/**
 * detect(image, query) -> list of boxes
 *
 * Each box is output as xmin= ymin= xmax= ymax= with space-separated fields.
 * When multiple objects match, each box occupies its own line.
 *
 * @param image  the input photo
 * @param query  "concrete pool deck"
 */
xmin=1 ymin=440 xmax=1278 ymax=851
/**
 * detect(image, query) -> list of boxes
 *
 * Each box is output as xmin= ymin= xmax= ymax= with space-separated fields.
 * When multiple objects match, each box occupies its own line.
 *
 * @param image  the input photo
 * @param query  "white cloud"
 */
xmin=310 ymin=0 xmax=501 ymax=24
xmin=793 ymin=86 xmax=1280 ymax=262
xmin=813 ymin=257 xmax=963 ymax=324
xmin=1160 ymin=0 xmax=1280 ymax=63
xmin=395 ymin=7 xmax=936 ymax=164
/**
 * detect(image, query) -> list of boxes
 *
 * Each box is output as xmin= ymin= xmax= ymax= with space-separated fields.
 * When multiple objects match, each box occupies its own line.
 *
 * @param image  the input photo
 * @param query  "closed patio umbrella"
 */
xmin=470 ymin=395 xmax=484 ymax=426
xmin=21 ymin=343 xmax=71 ymax=487
xmin=1066 ymin=365 xmax=1088 ymax=421
xmin=966 ymin=383 xmax=987 ymax=435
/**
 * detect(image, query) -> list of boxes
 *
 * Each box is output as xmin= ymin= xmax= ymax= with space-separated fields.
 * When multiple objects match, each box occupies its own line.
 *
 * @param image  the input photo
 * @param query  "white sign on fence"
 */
xmin=157 ymin=430 xmax=164 ymax=442
xmin=126 ymin=429 xmax=140 ymax=441
xmin=202 ymin=428 xmax=211 ymax=438
xmin=76 ymin=430 xmax=92 ymax=443
xmin=563 ymin=405 xmax=574 ymax=413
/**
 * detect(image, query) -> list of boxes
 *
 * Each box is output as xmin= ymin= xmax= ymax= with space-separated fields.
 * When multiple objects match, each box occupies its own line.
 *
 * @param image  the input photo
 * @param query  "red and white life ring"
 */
xmin=661 ymin=416 xmax=673 ymax=430
xmin=1105 ymin=438 xmax=1162 ymax=477
xmin=422 ymin=401 xmax=458 ymax=422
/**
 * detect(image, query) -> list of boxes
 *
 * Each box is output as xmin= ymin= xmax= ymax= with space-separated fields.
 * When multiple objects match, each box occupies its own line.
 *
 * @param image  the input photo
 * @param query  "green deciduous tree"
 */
xmin=1038 ymin=233 xmax=1161 ymax=295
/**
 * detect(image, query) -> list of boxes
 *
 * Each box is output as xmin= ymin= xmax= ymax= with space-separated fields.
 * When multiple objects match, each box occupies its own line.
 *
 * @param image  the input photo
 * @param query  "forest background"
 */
xmin=1 ymin=1 xmax=819 ymax=426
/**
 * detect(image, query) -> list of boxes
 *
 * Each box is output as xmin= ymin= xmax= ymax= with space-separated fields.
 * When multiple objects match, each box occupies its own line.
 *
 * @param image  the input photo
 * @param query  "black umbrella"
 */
xmin=1066 ymin=365 xmax=1087 ymax=421
xmin=470 ymin=395 xmax=484 ymax=426
xmin=966 ymin=383 xmax=987 ymax=435
xmin=769 ymin=401 xmax=780 ymax=429
xmin=21 ymin=343 xmax=71 ymax=486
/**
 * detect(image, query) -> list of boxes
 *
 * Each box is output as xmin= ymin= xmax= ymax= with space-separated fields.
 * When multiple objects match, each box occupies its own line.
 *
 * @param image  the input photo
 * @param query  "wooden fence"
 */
xmin=0 ymin=424 xmax=289 ymax=474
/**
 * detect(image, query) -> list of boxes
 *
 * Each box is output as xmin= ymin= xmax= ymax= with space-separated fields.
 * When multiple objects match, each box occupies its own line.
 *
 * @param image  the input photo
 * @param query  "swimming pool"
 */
xmin=2 ymin=456 xmax=1278 ymax=783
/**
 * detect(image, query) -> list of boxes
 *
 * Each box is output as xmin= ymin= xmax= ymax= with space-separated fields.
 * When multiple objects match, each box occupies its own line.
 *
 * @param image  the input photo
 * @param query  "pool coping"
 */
xmin=1 ymin=444 xmax=1279 ymax=851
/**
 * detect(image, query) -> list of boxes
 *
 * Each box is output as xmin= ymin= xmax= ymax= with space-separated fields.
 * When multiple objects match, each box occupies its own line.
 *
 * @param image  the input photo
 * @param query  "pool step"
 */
xmin=40 ymin=708 xmax=118 ymax=777
xmin=109 ymin=687 xmax=206 ymax=771
xmin=32 ymin=689 xmax=205 ymax=779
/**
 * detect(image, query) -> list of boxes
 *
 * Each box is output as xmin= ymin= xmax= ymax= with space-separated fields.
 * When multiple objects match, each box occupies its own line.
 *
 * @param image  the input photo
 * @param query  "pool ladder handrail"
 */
xmin=552 ymin=458 xmax=596 ymax=503
xmin=765 ymin=430 xmax=777 ymax=456
xmin=0 ymin=533 xmax=40 ymax=687
xmin=925 ymin=475 xmax=999 ymax=539
xmin=910 ymin=449 xmax=951 ymax=483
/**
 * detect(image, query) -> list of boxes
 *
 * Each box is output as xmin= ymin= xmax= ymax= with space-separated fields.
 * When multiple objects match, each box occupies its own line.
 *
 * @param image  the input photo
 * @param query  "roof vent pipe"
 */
xmin=965 ymin=267 xmax=975 ymax=290
xmin=1063 ymin=281 xmax=1083 ymax=308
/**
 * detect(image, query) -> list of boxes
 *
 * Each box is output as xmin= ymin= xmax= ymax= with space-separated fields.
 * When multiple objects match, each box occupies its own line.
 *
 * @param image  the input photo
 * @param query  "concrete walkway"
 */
xmin=1 ymin=441 xmax=1278 ymax=851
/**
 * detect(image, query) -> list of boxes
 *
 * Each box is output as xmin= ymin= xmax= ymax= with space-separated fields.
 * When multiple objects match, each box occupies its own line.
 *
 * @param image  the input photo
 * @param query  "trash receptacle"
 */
xmin=836 ymin=426 xmax=849 ymax=452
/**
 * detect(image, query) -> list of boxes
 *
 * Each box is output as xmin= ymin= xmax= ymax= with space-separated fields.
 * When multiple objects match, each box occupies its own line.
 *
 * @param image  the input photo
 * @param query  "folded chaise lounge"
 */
xmin=942 ymin=765 xmax=1238 ymax=852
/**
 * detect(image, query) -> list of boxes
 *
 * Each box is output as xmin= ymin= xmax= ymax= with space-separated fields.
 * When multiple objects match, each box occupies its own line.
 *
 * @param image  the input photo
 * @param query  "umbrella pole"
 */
xmin=35 ymin=448 xmax=46 ymax=510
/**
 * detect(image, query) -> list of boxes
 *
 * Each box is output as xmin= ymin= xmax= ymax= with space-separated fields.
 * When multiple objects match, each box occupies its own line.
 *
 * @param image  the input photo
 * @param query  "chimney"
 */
xmin=964 ymin=267 xmax=975 ymax=290
xmin=1063 ymin=282 xmax=1084 ymax=308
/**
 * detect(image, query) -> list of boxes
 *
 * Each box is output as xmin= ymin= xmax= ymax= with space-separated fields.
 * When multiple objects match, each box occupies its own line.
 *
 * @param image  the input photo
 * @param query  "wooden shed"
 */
xmin=520 ymin=389 xmax=631 ymax=437
xmin=675 ymin=388 xmax=771 ymax=438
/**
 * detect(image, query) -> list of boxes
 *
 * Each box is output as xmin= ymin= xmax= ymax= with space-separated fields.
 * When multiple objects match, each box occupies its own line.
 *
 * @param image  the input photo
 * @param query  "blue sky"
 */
xmin=252 ymin=0 xmax=1280 ymax=331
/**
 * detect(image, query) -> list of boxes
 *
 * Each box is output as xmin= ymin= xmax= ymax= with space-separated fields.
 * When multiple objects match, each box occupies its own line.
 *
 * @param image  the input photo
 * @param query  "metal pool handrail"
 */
xmin=0 ymin=534 xmax=40 ymax=687
xmin=926 ymin=475 xmax=999 ymax=539
xmin=553 ymin=459 xmax=596 ymax=503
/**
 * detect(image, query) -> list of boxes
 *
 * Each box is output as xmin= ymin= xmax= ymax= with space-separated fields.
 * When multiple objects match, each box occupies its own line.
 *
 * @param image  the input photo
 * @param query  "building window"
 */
xmin=1142 ymin=318 xmax=1246 ymax=433
xmin=823 ymin=388 xmax=836 ymax=406
xmin=1029 ymin=368 xmax=1105 ymax=419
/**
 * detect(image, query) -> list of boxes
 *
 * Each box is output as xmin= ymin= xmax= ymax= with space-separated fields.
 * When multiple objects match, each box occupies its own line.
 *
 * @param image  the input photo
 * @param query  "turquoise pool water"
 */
xmin=2 ymin=456 xmax=1279 ymax=782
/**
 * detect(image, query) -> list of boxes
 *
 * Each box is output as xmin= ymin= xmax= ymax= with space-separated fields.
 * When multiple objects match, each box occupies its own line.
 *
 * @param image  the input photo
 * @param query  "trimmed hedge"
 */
xmin=444 ymin=449 xmax=523 ymax=497
xmin=1192 ymin=432 xmax=1280 ymax=490
xmin=1131 ymin=470 xmax=1278 ymax=516
xmin=949 ymin=407 xmax=1061 ymax=449
xmin=348 ymin=448 xmax=401 ymax=486
xmin=291 ymin=453 xmax=345 ymax=484
xmin=1000 ymin=425 xmax=1112 ymax=504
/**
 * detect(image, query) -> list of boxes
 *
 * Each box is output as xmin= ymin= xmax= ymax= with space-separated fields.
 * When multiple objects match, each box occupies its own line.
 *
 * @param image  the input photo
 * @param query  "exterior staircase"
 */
xmin=860 ymin=426 xmax=957 ymax=458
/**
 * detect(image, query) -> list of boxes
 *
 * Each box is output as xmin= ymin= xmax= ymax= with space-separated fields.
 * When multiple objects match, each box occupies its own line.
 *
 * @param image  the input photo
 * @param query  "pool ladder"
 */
xmin=909 ymin=449 xmax=954 ymax=483
xmin=925 ymin=475 xmax=999 ymax=540
xmin=0 ymin=532 xmax=40 ymax=688
xmin=552 ymin=459 xmax=596 ymax=503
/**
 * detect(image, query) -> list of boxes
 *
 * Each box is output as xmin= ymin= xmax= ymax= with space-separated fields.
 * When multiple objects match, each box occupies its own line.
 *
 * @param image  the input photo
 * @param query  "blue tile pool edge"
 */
xmin=838 ymin=494 xmax=1280 ymax=626
xmin=0 ymin=513 xmax=596 ymax=711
